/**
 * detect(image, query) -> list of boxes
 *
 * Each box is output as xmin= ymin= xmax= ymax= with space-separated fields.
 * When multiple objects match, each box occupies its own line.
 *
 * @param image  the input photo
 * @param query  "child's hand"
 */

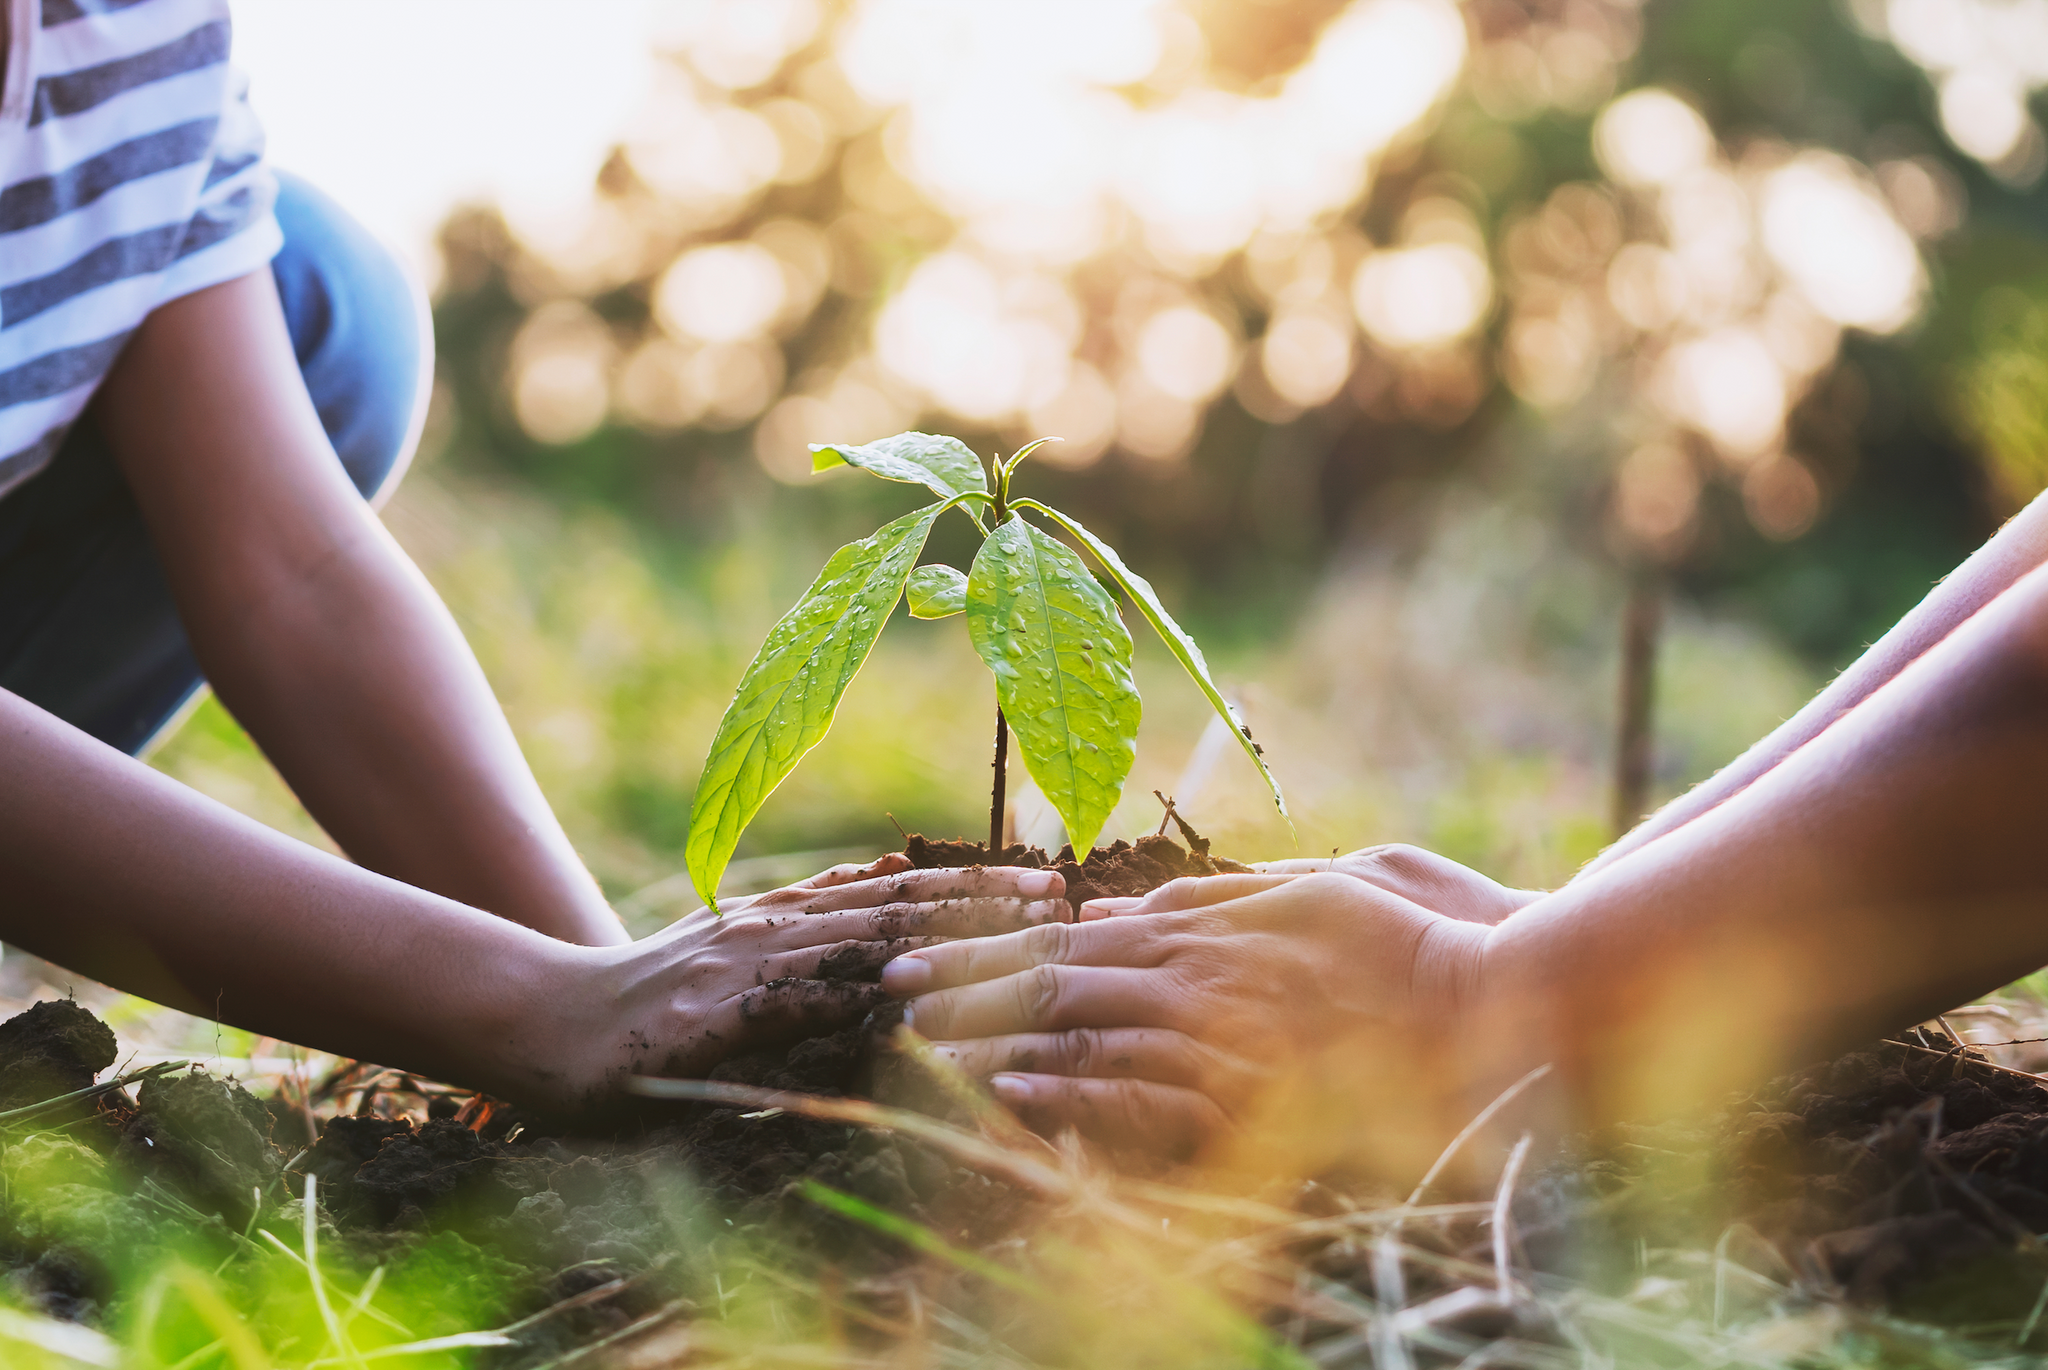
xmin=541 ymin=855 xmax=1070 ymax=1113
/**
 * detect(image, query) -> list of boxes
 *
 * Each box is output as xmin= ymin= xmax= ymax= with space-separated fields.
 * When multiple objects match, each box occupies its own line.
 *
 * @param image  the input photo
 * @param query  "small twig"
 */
xmin=1490 ymin=1133 xmax=1534 ymax=1297
xmin=2018 ymin=1270 xmax=2048 ymax=1347
xmin=1406 ymin=1064 xmax=1554 ymax=1208
xmin=627 ymin=1077 xmax=1077 ymax=1201
xmin=519 ymin=1299 xmax=691 ymax=1370
xmin=1370 ymin=1234 xmax=1415 ymax=1370
xmin=1153 ymin=791 xmax=1177 ymax=838
xmin=0 ymin=1060 xmax=186 ymax=1129
xmin=1891 ymin=1036 xmax=2048 ymax=1092
xmin=886 ymin=811 xmax=908 ymax=840
xmin=493 ymin=1274 xmax=638 ymax=1338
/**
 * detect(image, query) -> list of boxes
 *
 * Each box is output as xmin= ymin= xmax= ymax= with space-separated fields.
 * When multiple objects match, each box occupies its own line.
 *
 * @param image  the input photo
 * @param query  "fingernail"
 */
xmin=990 ymin=1073 xmax=1033 ymax=1105
xmin=1081 ymin=896 xmax=1141 ymax=917
xmin=882 ymin=956 xmax=932 ymax=995
xmin=1019 ymin=870 xmax=1057 ymax=897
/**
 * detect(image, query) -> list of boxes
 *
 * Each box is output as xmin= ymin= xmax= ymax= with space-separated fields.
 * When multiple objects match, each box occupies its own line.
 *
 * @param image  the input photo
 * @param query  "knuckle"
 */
xmin=1017 ymin=963 xmax=1065 ymax=1026
xmin=1022 ymin=920 xmax=1072 ymax=962
xmin=1058 ymin=1027 xmax=1106 ymax=1076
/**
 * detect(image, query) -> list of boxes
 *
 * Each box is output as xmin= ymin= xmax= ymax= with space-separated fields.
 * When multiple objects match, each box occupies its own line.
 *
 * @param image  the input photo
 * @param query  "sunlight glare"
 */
xmin=655 ymin=244 xmax=789 ymax=343
xmin=1352 ymin=244 xmax=1493 ymax=348
xmin=1593 ymin=89 xmax=1714 ymax=188
xmin=1759 ymin=155 xmax=1925 ymax=334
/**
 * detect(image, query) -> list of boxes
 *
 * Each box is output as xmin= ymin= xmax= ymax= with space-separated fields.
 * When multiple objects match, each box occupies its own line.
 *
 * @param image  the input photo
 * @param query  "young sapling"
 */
xmin=684 ymin=431 xmax=1288 ymax=911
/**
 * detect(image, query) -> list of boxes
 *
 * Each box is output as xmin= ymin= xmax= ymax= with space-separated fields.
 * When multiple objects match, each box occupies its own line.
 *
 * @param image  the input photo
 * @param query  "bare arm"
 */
xmin=884 ymin=560 xmax=2048 ymax=1155
xmin=1479 ymin=556 xmax=2048 ymax=1120
xmin=1578 ymin=493 xmax=2048 ymax=878
xmin=0 ymin=690 xmax=1067 ymax=1112
xmin=95 ymin=271 xmax=622 ymax=945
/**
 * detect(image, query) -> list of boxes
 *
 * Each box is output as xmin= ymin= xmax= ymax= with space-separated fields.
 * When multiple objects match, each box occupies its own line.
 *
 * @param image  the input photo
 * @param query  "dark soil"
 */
xmin=900 ymin=829 xmax=1252 ymax=913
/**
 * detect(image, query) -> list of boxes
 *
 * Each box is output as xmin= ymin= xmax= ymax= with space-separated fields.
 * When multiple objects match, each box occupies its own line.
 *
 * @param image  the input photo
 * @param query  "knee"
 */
xmin=270 ymin=172 xmax=433 ymax=507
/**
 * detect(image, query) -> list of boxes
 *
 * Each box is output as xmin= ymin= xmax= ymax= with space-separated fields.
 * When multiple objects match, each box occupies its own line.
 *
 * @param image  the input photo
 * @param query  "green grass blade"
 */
xmin=810 ymin=432 xmax=988 ymax=502
xmin=686 ymin=501 xmax=950 ymax=911
xmin=1016 ymin=499 xmax=1291 ymax=833
xmin=906 ymin=564 xmax=969 ymax=619
xmin=798 ymin=1180 xmax=1045 ymax=1296
xmin=967 ymin=514 xmax=1139 ymax=856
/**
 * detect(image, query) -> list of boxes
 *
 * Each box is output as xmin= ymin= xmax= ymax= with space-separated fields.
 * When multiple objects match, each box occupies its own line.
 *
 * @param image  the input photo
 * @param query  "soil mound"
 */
xmin=0 ymin=998 xmax=116 ymax=1111
xmin=902 ymin=830 xmax=1251 ymax=912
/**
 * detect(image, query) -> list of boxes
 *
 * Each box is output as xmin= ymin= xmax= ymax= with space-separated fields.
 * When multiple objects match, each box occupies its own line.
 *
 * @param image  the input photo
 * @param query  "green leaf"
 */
xmin=1015 ymin=500 xmax=1290 ymax=831
xmin=967 ymin=514 xmax=1139 ymax=856
xmin=906 ymin=564 xmax=969 ymax=619
xmin=686 ymin=502 xmax=948 ymax=911
xmin=810 ymin=432 xmax=988 ymax=502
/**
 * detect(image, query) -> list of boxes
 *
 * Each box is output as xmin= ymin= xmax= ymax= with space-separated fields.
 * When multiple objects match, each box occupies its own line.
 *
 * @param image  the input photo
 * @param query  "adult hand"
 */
xmin=548 ymin=855 xmax=1071 ymax=1112
xmin=1080 ymin=844 xmax=1540 ymax=927
xmin=880 ymin=872 xmax=1489 ymax=1163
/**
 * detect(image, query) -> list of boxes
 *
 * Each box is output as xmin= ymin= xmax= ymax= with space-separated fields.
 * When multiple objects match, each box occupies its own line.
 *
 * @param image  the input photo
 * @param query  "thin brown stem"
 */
xmin=990 ymin=707 xmax=1009 ymax=852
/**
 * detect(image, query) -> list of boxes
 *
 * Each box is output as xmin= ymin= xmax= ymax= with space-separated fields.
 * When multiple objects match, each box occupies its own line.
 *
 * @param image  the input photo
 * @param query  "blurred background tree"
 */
xmin=153 ymin=0 xmax=2048 ymax=925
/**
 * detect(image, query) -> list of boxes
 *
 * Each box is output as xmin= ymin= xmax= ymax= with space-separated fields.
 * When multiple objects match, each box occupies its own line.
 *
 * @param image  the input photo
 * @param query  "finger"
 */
xmin=881 ymin=917 xmax=1167 ymax=996
xmin=791 ymin=851 xmax=914 ymax=890
xmin=764 ymin=897 xmax=1072 ymax=947
xmin=1076 ymin=873 xmax=1295 ymax=920
xmin=768 ymin=936 xmax=946 ymax=984
xmin=931 ymin=1028 xmax=1264 ymax=1113
xmin=990 ymin=1074 xmax=1231 ymax=1157
xmin=757 ymin=865 xmax=1065 ymax=914
xmin=905 ymin=963 xmax=1183 ymax=1041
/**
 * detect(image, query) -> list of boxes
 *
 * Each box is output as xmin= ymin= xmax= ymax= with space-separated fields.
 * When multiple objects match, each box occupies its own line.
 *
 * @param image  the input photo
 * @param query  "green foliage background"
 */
xmin=151 ymin=0 xmax=2048 ymax=928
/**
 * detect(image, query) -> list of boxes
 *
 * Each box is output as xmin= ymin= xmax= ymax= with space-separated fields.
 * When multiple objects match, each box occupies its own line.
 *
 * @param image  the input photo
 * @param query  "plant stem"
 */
xmin=987 ymin=446 xmax=1011 ymax=853
xmin=989 ymin=707 xmax=1009 ymax=852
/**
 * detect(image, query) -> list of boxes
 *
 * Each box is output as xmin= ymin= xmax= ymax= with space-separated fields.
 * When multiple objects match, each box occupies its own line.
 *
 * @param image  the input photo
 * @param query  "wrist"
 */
xmin=445 ymin=934 xmax=612 ymax=1113
xmin=1412 ymin=913 xmax=1489 ymax=1019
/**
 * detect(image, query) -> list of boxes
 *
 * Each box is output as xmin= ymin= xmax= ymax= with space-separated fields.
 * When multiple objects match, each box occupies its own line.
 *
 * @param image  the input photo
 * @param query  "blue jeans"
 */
xmin=0 ymin=173 xmax=429 ymax=755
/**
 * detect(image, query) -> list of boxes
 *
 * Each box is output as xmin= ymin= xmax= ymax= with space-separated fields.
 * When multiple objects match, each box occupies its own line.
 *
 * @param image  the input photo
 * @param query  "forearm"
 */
xmin=1481 ymin=561 xmax=2048 ymax=1124
xmin=1579 ymin=493 xmax=2048 ymax=878
xmin=96 ymin=272 xmax=623 ymax=946
xmin=0 ymin=689 xmax=578 ymax=1100
xmin=187 ymin=514 xmax=625 ymax=945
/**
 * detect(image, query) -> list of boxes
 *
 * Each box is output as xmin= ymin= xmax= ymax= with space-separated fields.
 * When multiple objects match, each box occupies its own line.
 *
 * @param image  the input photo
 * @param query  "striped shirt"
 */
xmin=0 ymin=0 xmax=279 ymax=499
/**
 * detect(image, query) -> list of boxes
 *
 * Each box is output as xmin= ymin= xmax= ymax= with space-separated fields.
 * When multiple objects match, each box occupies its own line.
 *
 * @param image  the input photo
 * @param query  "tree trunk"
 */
xmin=1612 ymin=573 xmax=1663 ymax=838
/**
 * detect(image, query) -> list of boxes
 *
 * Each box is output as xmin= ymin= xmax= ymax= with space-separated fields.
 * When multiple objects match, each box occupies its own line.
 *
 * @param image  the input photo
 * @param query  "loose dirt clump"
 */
xmin=0 ymin=999 xmax=115 ymax=1111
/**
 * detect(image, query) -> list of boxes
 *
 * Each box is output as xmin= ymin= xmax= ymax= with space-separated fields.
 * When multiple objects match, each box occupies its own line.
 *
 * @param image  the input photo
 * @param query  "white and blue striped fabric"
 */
xmin=0 ymin=0 xmax=280 ymax=498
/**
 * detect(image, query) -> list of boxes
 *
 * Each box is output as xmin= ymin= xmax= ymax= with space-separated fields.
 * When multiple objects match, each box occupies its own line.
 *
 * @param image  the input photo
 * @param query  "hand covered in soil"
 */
xmin=881 ymin=871 xmax=1486 ymax=1162
xmin=553 ymin=853 xmax=1070 ymax=1111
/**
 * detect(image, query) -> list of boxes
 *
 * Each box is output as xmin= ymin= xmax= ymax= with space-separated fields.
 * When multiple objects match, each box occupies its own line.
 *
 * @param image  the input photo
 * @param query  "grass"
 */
xmin=4 ymin=1022 xmax=2048 ymax=1368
